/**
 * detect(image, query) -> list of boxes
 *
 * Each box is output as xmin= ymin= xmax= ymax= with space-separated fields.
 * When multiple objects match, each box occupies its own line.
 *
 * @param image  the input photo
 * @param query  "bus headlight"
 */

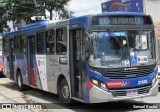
xmin=152 ymin=74 xmax=158 ymax=87
xmin=100 ymin=83 xmax=107 ymax=89
xmin=91 ymin=78 xmax=108 ymax=91
xmin=92 ymin=79 xmax=99 ymax=85
xmin=156 ymin=73 xmax=159 ymax=79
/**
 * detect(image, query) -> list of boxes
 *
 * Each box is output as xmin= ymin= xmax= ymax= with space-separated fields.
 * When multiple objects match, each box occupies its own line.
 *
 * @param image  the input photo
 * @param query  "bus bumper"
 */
xmin=89 ymin=80 xmax=158 ymax=103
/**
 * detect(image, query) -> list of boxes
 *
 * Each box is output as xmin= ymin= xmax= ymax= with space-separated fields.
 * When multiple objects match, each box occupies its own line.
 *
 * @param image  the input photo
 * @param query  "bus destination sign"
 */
xmin=92 ymin=16 xmax=145 ymax=25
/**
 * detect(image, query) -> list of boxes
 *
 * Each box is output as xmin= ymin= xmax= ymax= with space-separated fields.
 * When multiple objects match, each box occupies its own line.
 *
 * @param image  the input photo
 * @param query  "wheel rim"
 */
xmin=62 ymin=85 xmax=69 ymax=99
xmin=18 ymin=75 xmax=21 ymax=87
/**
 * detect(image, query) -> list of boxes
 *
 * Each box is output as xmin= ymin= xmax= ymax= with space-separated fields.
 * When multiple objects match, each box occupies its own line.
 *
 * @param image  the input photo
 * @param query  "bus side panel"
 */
xmin=15 ymin=54 xmax=29 ymax=85
xmin=3 ymin=55 xmax=10 ymax=78
xmin=35 ymin=55 xmax=48 ymax=91
xmin=46 ymin=55 xmax=59 ymax=94
xmin=46 ymin=55 xmax=70 ymax=94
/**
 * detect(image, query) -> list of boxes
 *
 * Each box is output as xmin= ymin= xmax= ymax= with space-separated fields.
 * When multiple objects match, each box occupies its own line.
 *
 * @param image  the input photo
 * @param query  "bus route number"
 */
xmin=138 ymin=80 xmax=148 ymax=85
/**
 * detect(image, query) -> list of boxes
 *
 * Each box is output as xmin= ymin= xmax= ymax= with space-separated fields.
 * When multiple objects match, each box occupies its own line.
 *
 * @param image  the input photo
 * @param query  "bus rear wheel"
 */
xmin=59 ymin=78 xmax=72 ymax=104
xmin=17 ymin=71 xmax=26 ymax=91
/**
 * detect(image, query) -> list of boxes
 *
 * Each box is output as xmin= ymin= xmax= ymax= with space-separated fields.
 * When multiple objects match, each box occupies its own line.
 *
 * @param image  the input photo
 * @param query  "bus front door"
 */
xmin=27 ymin=35 xmax=36 ymax=85
xmin=9 ymin=39 xmax=14 ymax=79
xmin=70 ymin=29 xmax=86 ymax=99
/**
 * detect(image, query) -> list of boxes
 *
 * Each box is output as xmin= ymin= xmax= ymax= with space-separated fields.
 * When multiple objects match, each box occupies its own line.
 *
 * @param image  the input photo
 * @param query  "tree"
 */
xmin=0 ymin=0 xmax=72 ymax=33
xmin=41 ymin=0 xmax=71 ymax=20
xmin=8 ymin=0 xmax=41 ymax=24
xmin=59 ymin=8 xmax=74 ymax=19
xmin=0 ymin=1 xmax=9 ymax=33
xmin=0 ymin=2 xmax=6 ymax=14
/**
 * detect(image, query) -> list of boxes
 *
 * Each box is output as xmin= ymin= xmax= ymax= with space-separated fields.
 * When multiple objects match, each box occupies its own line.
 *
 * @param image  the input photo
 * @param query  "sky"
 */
xmin=67 ymin=0 xmax=106 ymax=16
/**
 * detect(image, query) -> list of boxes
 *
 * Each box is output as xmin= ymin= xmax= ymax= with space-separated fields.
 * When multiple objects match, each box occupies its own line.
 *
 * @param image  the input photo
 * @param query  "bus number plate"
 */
xmin=126 ymin=90 xmax=138 ymax=97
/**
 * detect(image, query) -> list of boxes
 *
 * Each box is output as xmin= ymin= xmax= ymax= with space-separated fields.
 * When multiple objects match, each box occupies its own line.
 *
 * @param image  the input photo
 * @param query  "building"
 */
xmin=145 ymin=0 xmax=160 ymax=61
xmin=145 ymin=0 xmax=160 ymax=37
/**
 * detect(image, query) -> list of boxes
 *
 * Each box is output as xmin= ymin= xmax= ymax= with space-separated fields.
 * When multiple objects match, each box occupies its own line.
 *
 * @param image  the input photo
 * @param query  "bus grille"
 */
xmin=111 ymin=86 xmax=151 ymax=97
xmin=89 ymin=64 xmax=156 ymax=79
xmin=104 ymin=66 xmax=155 ymax=79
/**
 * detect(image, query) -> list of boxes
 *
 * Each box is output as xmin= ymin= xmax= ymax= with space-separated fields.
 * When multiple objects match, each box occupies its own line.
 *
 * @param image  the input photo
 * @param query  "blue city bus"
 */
xmin=3 ymin=12 xmax=159 ymax=103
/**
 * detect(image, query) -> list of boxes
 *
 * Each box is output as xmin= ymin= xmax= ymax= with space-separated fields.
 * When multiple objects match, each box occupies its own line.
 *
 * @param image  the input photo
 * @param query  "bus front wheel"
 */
xmin=59 ymin=78 xmax=72 ymax=104
xmin=17 ymin=71 xmax=26 ymax=91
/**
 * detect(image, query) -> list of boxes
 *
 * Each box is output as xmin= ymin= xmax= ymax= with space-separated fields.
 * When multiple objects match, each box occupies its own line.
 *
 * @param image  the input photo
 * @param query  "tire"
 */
xmin=17 ymin=71 xmax=26 ymax=91
xmin=59 ymin=78 xmax=72 ymax=104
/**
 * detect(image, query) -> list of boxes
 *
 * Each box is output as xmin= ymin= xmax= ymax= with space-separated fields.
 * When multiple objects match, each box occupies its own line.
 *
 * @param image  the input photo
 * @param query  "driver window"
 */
xmin=46 ymin=29 xmax=55 ymax=54
xmin=56 ymin=27 xmax=67 ymax=55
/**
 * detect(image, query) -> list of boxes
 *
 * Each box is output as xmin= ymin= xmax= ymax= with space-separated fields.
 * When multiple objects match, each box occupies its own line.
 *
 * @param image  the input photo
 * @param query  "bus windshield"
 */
xmin=89 ymin=30 xmax=155 ymax=68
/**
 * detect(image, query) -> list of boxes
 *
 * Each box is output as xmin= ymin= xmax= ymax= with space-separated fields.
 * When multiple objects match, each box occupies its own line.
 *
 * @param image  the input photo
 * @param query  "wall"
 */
xmin=145 ymin=0 xmax=160 ymax=61
xmin=146 ymin=0 xmax=160 ymax=37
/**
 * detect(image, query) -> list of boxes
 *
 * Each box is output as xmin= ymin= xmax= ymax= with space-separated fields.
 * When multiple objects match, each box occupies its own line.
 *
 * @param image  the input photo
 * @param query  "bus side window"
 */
xmin=14 ymin=36 xmax=20 ymax=53
xmin=46 ymin=29 xmax=55 ymax=54
xmin=20 ymin=34 xmax=26 ymax=53
xmin=3 ymin=37 xmax=9 ymax=55
xmin=37 ymin=32 xmax=45 ymax=54
xmin=56 ymin=28 xmax=67 ymax=55
xmin=29 ymin=35 xmax=36 ymax=54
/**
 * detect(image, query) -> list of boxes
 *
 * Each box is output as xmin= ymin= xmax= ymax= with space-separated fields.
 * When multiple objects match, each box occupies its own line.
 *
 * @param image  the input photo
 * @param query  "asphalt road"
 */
xmin=0 ymin=76 xmax=160 ymax=112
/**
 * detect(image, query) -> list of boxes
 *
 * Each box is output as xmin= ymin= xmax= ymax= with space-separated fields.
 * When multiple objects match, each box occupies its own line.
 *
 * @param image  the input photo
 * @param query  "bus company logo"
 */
xmin=38 ymin=60 xmax=45 ymax=66
xmin=105 ymin=80 xmax=130 ymax=88
xmin=124 ymin=67 xmax=137 ymax=71
xmin=110 ymin=2 xmax=131 ymax=12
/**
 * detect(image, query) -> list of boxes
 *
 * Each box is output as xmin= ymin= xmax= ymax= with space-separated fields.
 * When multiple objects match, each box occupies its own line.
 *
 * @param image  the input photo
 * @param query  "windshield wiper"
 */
xmin=106 ymin=29 xmax=123 ymax=48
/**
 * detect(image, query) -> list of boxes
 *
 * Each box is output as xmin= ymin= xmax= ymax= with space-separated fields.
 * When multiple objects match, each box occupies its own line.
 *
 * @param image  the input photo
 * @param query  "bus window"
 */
xmin=56 ymin=28 xmax=67 ymax=55
xmin=29 ymin=35 xmax=35 ymax=54
xmin=3 ymin=37 xmax=9 ymax=54
xmin=14 ymin=36 xmax=20 ymax=53
xmin=46 ymin=30 xmax=55 ymax=54
xmin=20 ymin=34 xmax=26 ymax=53
xmin=37 ymin=32 xmax=45 ymax=54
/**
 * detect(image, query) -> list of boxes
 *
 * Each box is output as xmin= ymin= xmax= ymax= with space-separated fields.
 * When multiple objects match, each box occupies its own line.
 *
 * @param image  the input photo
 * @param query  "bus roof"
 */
xmin=4 ymin=19 xmax=72 ymax=37
xmin=3 ymin=12 xmax=150 ymax=37
xmin=20 ymin=20 xmax=49 ymax=30
xmin=3 ymin=20 xmax=49 ymax=37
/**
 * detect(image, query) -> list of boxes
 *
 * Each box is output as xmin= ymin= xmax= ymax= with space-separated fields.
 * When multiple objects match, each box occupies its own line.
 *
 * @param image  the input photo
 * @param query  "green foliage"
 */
xmin=0 ymin=0 xmax=72 ymax=33
xmin=8 ymin=0 xmax=40 ymax=23
xmin=0 ymin=15 xmax=10 ymax=33
xmin=42 ymin=0 xmax=71 ymax=20
xmin=0 ymin=1 xmax=9 ymax=33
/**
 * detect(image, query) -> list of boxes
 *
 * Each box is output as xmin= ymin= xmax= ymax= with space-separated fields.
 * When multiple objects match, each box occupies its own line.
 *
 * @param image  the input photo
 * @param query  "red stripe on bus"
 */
xmin=87 ymin=82 xmax=93 ymax=88
xmin=26 ymin=58 xmax=28 ymax=74
xmin=31 ymin=69 xmax=35 ymax=85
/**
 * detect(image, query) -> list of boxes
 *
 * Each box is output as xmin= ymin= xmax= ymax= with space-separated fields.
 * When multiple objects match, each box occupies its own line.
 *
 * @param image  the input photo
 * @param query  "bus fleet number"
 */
xmin=138 ymin=80 xmax=148 ymax=85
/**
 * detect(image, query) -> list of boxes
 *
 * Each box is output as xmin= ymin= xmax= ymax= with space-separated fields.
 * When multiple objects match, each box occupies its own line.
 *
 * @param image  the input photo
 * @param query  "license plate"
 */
xmin=126 ymin=90 xmax=138 ymax=97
